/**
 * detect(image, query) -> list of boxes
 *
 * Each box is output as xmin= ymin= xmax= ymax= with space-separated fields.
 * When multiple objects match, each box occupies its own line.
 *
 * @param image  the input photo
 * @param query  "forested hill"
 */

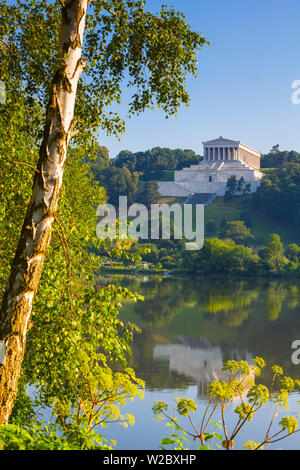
xmin=255 ymin=147 xmax=300 ymax=228
xmin=87 ymin=145 xmax=202 ymax=205
xmin=112 ymin=147 xmax=202 ymax=178
xmin=261 ymin=145 xmax=300 ymax=168
xmin=89 ymin=144 xmax=300 ymax=276
xmin=87 ymin=144 xmax=300 ymax=213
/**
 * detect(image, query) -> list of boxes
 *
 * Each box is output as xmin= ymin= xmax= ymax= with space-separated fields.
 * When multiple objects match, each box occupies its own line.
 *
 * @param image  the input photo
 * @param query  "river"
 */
xmin=99 ymin=274 xmax=300 ymax=450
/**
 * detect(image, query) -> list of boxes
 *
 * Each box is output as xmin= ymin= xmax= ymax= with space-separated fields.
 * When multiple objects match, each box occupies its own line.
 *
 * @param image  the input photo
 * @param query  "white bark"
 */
xmin=0 ymin=0 xmax=88 ymax=425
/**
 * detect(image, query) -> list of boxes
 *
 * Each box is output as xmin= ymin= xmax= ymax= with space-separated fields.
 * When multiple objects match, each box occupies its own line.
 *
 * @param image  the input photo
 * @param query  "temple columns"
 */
xmin=204 ymin=146 xmax=241 ymax=161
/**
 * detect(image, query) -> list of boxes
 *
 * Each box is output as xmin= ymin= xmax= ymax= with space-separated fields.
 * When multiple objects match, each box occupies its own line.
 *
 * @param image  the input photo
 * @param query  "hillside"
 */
xmin=205 ymin=196 xmax=299 ymax=247
xmin=158 ymin=194 xmax=299 ymax=248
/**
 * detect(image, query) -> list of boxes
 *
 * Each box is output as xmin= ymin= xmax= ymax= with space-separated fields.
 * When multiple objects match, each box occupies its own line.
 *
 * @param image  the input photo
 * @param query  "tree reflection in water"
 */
xmin=101 ymin=275 xmax=300 ymax=389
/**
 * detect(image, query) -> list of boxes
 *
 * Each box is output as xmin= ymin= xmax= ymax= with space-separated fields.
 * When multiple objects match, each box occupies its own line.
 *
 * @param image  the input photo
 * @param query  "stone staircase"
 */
xmin=184 ymin=192 xmax=217 ymax=206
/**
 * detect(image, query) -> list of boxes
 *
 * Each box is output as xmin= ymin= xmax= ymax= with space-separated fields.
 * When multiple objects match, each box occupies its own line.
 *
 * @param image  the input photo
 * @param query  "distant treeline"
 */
xmin=256 ymin=147 xmax=300 ymax=228
xmin=113 ymin=147 xmax=202 ymax=179
xmin=87 ymin=145 xmax=202 ymax=205
xmin=102 ymin=233 xmax=300 ymax=277
xmin=179 ymin=235 xmax=300 ymax=276
xmin=261 ymin=145 xmax=300 ymax=168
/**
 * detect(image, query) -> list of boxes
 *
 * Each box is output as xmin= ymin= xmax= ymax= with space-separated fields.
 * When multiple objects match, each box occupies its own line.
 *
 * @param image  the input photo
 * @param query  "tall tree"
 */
xmin=86 ymin=144 xmax=111 ymax=175
xmin=0 ymin=0 xmax=208 ymax=424
xmin=0 ymin=0 xmax=89 ymax=426
xmin=260 ymin=233 xmax=286 ymax=272
xmin=138 ymin=180 xmax=159 ymax=208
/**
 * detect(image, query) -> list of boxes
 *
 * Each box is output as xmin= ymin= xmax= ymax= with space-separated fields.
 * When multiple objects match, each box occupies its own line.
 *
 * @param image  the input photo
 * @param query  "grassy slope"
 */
xmin=157 ymin=194 xmax=299 ymax=248
xmin=205 ymin=195 xmax=298 ymax=247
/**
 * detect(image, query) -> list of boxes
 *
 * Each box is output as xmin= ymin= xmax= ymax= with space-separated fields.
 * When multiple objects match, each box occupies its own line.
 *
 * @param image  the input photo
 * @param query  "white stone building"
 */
xmin=158 ymin=137 xmax=264 ymax=199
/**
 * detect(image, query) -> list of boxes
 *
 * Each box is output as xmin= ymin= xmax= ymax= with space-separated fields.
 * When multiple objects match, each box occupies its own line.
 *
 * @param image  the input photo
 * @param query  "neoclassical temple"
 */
xmin=203 ymin=137 xmax=261 ymax=169
xmin=158 ymin=137 xmax=264 ymax=199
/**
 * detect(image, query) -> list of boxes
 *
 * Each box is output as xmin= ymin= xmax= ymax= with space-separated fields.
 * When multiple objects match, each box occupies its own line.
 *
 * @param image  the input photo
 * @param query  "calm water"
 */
xmin=99 ymin=274 xmax=300 ymax=450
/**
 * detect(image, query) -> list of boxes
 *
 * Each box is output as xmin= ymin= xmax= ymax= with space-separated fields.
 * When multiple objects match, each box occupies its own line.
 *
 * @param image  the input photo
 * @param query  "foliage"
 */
xmin=138 ymin=181 xmax=160 ymax=208
xmin=0 ymin=0 xmax=209 ymax=143
xmin=153 ymin=357 xmax=300 ymax=450
xmin=261 ymin=148 xmax=300 ymax=169
xmin=86 ymin=145 xmax=111 ymax=176
xmin=0 ymin=0 xmax=208 ymax=446
xmin=205 ymin=220 xmax=217 ymax=237
xmin=225 ymin=176 xmax=251 ymax=200
xmin=0 ymin=92 xmax=146 ymax=447
xmin=285 ymin=243 xmax=300 ymax=263
xmin=128 ymin=227 xmax=300 ymax=277
xmin=0 ymin=422 xmax=115 ymax=450
xmin=259 ymin=234 xmax=287 ymax=272
xmin=253 ymin=161 xmax=300 ymax=227
xmin=181 ymin=238 xmax=261 ymax=275
xmin=239 ymin=210 xmax=253 ymax=228
xmin=222 ymin=220 xmax=254 ymax=245
xmin=113 ymin=147 xmax=202 ymax=181
xmin=88 ymin=146 xmax=202 ymax=205
xmin=93 ymin=165 xmax=138 ymax=205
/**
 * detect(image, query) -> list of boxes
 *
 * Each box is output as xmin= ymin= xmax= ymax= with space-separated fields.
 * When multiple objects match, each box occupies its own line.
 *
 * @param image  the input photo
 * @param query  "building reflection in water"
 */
xmin=153 ymin=336 xmax=253 ymax=398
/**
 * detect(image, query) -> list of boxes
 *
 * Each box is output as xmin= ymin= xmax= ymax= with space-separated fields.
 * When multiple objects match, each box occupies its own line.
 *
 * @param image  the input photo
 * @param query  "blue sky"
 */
xmin=98 ymin=0 xmax=300 ymax=158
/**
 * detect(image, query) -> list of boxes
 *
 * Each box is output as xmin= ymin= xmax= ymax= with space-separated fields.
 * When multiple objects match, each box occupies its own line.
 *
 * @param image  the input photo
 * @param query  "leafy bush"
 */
xmin=153 ymin=357 xmax=300 ymax=450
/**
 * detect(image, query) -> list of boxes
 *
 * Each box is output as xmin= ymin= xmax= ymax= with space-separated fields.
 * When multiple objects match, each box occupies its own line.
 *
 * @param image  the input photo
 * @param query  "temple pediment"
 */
xmin=202 ymin=136 xmax=240 ymax=146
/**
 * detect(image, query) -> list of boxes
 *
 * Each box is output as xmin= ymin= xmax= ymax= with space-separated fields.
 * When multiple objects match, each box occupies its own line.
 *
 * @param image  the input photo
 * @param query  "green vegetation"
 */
xmin=153 ymin=358 xmax=300 ymax=450
xmin=254 ymin=163 xmax=300 ymax=230
xmin=88 ymin=147 xmax=202 ymax=206
xmin=138 ymin=181 xmax=160 ymax=209
xmin=113 ymin=147 xmax=202 ymax=180
xmin=109 ymin=233 xmax=300 ymax=277
xmin=1 ymin=0 xmax=300 ymax=452
xmin=0 ymin=92 xmax=146 ymax=449
xmin=95 ymin=165 xmax=138 ymax=206
xmin=0 ymin=0 xmax=208 ymax=448
xmin=205 ymin=196 xmax=299 ymax=247
xmin=225 ymin=175 xmax=251 ymax=200
xmin=221 ymin=220 xmax=254 ymax=244
xmin=260 ymin=146 xmax=300 ymax=168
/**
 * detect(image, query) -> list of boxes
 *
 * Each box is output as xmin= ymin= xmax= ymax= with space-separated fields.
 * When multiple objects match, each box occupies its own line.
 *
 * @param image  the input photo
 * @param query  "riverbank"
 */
xmin=99 ymin=265 xmax=300 ymax=280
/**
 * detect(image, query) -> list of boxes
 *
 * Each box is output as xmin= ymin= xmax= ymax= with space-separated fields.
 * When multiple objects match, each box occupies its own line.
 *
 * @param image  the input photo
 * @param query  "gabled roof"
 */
xmin=202 ymin=136 xmax=261 ymax=156
xmin=202 ymin=136 xmax=240 ymax=146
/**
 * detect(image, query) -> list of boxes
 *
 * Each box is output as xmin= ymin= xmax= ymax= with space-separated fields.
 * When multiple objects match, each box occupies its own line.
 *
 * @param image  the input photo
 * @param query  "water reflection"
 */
xmin=100 ymin=275 xmax=300 ymax=386
xmin=99 ymin=274 xmax=300 ymax=449
xmin=154 ymin=337 xmax=253 ymax=398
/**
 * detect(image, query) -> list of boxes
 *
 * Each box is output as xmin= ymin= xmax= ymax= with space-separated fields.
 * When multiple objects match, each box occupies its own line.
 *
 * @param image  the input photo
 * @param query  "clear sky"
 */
xmin=97 ymin=0 xmax=300 ymax=158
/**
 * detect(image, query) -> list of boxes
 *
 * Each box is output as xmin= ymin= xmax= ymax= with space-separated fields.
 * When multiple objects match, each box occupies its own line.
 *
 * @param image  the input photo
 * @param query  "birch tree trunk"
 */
xmin=0 ymin=0 xmax=88 ymax=425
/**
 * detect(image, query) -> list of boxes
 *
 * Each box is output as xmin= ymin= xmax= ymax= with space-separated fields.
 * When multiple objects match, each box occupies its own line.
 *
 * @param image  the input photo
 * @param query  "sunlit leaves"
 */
xmin=279 ymin=416 xmax=298 ymax=435
xmin=153 ymin=357 xmax=300 ymax=450
xmin=1 ymin=0 xmax=208 ymax=142
xmin=222 ymin=359 xmax=250 ymax=377
xmin=175 ymin=398 xmax=197 ymax=417
xmin=234 ymin=403 xmax=254 ymax=422
xmin=247 ymin=385 xmax=269 ymax=407
xmin=279 ymin=376 xmax=295 ymax=393
xmin=243 ymin=440 xmax=263 ymax=450
xmin=152 ymin=401 xmax=168 ymax=419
